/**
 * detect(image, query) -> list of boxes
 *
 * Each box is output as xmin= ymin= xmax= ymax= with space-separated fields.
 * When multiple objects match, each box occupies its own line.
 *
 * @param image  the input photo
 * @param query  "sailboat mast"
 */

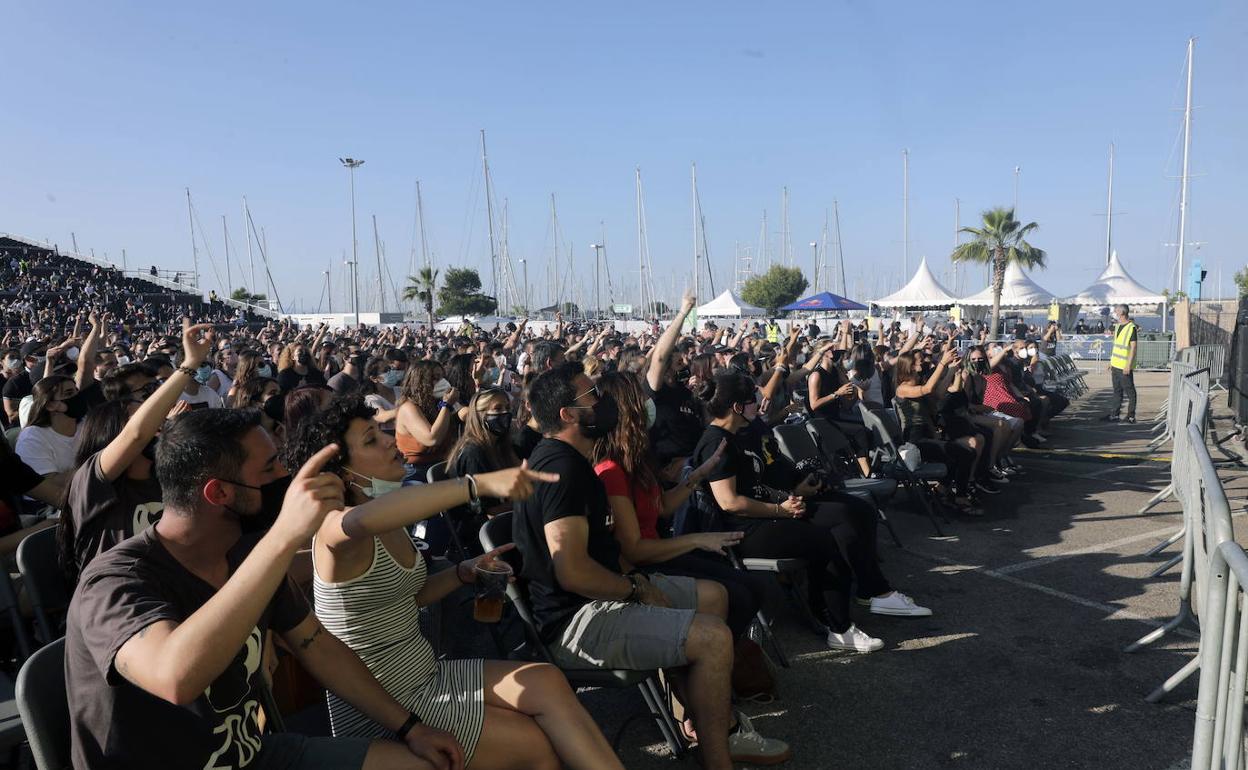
xmin=550 ymin=194 xmax=561 ymax=310
xmin=185 ymin=188 xmax=198 ymax=291
xmin=635 ymin=167 xmax=648 ymax=318
xmin=481 ymin=130 xmax=500 ymax=308
xmin=781 ymin=187 xmax=790 ymax=266
xmin=1104 ymin=144 xmax=1115 ymax=265
xmin=691 ymin=163 xmax=699 ymax=303
xmin=760 ymin=210 xmax=768 ymax=270
xmin=902 ymin=149 xmax=910 ymax=279
xmin=222 ymin=215 xmax=231 ymax=294
xmin=372 ymin=214 xmax=385 ymax=313
xmin=819 ymin=210 xmax=829 ymax=294
xmin=1176 ymin=37 xmax=1195 ymax=292
xmin=953 ymin=198 xmax=960 ymax=294
xmin=416 ymin=181 xmax=430 ymax=271
xmin=833 ymin=200 xmax=846 ymax=301
xmin=244 ymin=198 xmax=256 ymax=296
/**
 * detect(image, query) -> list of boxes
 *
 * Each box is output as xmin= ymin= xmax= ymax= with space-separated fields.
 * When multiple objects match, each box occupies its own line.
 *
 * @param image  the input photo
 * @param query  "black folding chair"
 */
xmin=857 ymin=403 xmax=948 ymax=536
xmin=0 ymin=568 xmax=33 ymax=663
xmin=16 ymin=528 xmax=70 ymax=644
xmin=15 ymin=638 xmax=69 ymax=770
xmin=479 ymin=513 xmax=687 ymax=758
xmin=773 ymin=421 xmax=903 ymax=547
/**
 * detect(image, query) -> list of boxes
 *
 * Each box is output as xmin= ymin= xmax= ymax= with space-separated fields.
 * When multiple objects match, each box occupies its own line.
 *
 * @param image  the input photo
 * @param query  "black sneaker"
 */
xmin=1099 ymin=414 xmax=1120 ymax=422
xmin=1124 ymin=416 xmax=1136 ymax=424
xmin=975 ymin=479 xmax=1002 ymax=495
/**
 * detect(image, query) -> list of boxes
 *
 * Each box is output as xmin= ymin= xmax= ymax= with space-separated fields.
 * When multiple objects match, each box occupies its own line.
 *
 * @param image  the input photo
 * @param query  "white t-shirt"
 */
xmin=15 ymin=424 xmax=78 ymax=475
xmin=211 ymin=369 xmax=234 ymax=399
xmin=179 ymin=385 xmax=223 ymax=410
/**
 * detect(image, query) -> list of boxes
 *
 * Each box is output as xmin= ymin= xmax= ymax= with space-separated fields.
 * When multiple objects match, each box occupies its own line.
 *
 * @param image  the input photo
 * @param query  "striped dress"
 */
xmin=313 ymin=535 xmax=485 ymax=760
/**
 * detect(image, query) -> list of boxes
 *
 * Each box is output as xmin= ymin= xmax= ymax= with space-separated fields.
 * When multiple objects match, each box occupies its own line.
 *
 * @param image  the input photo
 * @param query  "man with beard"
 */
xmin=65 ymin=404 xmax=465 ymax=769
xmin=512 ymin=363 xmax=791 ymax=769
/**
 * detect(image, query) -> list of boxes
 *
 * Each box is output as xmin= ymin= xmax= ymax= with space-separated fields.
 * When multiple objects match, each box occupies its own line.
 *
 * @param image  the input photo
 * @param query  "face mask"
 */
xmin=66 ymin=346 xmax=80 ymax=362
xmin=257 ymin=364 xmax=274 ymax=379
xmin=227 ymin=475 xmax=292 ymax=533
xmin=483 ymin=412 xmax=513 ymax=437
xmin=973 ymin=360 xmax=989 ymax=374
xmin=644 ymin=398 xmax=657 ymax=429
xmin=575 ymin=393 xmax=619 ymax=439
xmin=740 ymin=401 xmax=760 ymax=422
xmin=3 ymin=357 xmax=19 ymax=372
xmin=382 ymin=369 xmax=404 ymax=387
xmin=795 ymin=354 xmax=807 ymax=365
xmin=141 ymin=436 xmax=159 ymax=463
xmin=62 ymin=388 xmax=92 ymax=421
xmin=1026 ymin=347 xmax=1038 ymax=358
xmin=195 ymin=365 xmax=213 ymax=384
xmin=433 ymin=378 xmax=453 ymax=398
xmin=296 ymin=352 xmax=310 ymax=365
xmin=344 ymin=467 xmax=404 ymax=498
xmin=116 ymin=355 xmax=131 ymax=365
xmin=262 ymin=393 xmax=285 ymax=423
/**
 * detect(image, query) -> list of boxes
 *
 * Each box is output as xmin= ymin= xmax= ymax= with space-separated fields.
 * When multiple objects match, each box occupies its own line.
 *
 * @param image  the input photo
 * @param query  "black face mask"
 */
xmin=973 ymin=360 xmax=989 ymax=374
xmin=577 ymin=393 xmax=619 ymax=439
xmin=675 ymin=368 xmax=691 ymax=385
xmin=227 ymin=475 xmax=292 ymax=534
xmin=141 ymin=436 xmax=159 ymax=463
xmin=262 ymin=393 xmax=285 ymax=424
xmin=483 ymin=412 xmax=513 ymax=437
xmin=296 ymin=352 xmax=310 ymax=365
xmin=62 ymin=388 xmax=93 ymax=420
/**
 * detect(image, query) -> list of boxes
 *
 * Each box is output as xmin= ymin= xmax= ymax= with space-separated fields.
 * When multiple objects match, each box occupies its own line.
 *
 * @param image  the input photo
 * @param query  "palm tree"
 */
xmin=952 ymin=207 xmax=1046 ymax=336
xmin=402 ymin=266 xmax=439 ymax=329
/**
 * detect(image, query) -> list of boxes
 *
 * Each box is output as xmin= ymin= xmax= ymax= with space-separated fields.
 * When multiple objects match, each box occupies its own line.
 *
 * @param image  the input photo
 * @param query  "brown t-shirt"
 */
xmin=65 ymin=451 xmax=164 ymax=577
xmin=65 ymin=528 xmax=310 ymax=769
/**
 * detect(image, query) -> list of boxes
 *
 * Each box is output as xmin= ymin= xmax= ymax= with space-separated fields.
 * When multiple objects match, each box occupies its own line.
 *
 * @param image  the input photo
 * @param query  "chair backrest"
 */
xmin=806 ymin=418 xmax=852 ymax=457
xmin=17 ymin=527 xmax=70 ymax=643
xmin=478 ymin=512 xmax=549 ymax=659
xmin=0 ymin=568 xmax=32 ymax=662
xmin=858 ymin=402 xmax=900 ymax=457
xmin=771 ymin=423 xmax=822 ymax=466
xmin=16 ymin=637 xmax=70 ymax=770
xmin=426 ymin=460 xmax=449 ymax=484
xmin=3 ymin=427 xmax=18 ymax=451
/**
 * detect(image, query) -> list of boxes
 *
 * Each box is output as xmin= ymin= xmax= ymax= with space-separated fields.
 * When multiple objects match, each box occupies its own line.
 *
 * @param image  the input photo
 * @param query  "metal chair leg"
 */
xmin=878 ymin=506 xmax=904 ymax=548
xmin=752 ymin=610 xmax=790 ymax=668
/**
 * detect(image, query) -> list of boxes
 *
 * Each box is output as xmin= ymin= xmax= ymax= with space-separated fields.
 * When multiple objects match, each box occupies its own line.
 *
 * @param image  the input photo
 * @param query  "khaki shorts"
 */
xmin=549 ymin=574 xmax=699 ymax=671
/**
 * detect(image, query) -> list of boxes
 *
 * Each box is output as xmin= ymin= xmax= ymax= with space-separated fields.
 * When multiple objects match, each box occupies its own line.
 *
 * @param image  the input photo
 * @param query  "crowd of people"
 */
xmin=0 ymin=243 xmax=1093 ymax=769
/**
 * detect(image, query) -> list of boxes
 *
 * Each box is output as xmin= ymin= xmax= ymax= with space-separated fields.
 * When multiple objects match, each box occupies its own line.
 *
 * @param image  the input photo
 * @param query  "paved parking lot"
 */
xmin=571 ymin=370 xmax=1247 ymax=769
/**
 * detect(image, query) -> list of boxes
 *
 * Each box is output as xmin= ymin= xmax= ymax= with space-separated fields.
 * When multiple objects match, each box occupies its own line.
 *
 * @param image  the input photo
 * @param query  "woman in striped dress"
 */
xmin=284 ymin=394 xmax=625 ymax=770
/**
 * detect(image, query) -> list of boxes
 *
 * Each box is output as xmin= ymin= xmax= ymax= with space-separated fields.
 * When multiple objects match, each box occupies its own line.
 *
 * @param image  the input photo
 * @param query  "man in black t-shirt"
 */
xmin=65 ymin=402 xmax=463 ymax=770
xmin=513 ymin=363 xmax=789 ymax=770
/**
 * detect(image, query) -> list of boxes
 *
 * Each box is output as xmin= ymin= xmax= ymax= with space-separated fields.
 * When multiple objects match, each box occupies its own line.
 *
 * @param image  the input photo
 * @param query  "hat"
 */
xmin=20 ymin=340 xmax=45 ymax=359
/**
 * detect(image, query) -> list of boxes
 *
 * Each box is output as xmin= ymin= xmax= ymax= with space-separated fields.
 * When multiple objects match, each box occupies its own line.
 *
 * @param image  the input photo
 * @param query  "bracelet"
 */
xmin=175 ymin=365 xmax=198 ymax=377
xmin=465 ymin=475 xmax=482 ymax=514
xmin=396 ymin=711 xmax=423 ymax=740
xmin=624 ymin=573 xmax=641 ymax=602
xmin=774 ymin=502 xmax=781 ymax=517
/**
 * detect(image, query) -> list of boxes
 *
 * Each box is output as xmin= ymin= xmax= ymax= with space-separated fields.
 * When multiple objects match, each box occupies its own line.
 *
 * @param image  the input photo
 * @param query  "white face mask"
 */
xmin=1026 ymin=346 xmax=1038 ymax=358
xmin=644 ymin=398 xmax=657 ymax=429
xmin=344 ymin=467 xmax=404 ymax=499
xmin=115 ymin=355 xmax=131 ymax=365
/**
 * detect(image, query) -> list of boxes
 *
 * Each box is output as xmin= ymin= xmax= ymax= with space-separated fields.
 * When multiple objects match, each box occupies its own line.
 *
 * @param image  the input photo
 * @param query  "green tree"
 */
xmin=741 ymin=265 xmax=809 ymax=313
xmin=402 ymin=266 xmax=439 ymax=328
xmin=1235 ymin=266 xmax=1248 ymax=297
xmin=230 ymin=287 xmax=267 ymax=304
xmin=951 ymin=207 xmax=1047 ymax=336
xmin=436 ymin=267 xmax=498 ymax=316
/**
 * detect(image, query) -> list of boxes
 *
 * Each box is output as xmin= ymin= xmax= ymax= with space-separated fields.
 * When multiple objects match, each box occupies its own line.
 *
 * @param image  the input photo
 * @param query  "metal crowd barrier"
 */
xmin=1127 ymin=378 xmax=1213 ymax=663
xmin=1188 ymin=443 xmax=1240 ymax=767
xmin=1188 ymin=344 xmax=1228 ymax=392
xmin=1136 ymin=417 xmax=1232 ymax=705
xmin=1137 ymin=367 xmax=1209 ymax=539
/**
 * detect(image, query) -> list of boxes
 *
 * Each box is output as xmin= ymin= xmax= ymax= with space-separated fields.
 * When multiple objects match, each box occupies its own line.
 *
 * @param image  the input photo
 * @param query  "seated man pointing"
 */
xmin=66 ymin=403 xmax=462 ymax=770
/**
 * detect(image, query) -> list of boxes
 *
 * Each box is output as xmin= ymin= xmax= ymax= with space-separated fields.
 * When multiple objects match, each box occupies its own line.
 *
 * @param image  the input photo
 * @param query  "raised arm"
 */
xmin=76 ymin=311 xmax=104 ymax=391
xmin=98 ymin=321 xmax=214 ymax=481
xmin=647 ymin=290 xmax=696 ymax=392
xmin=503 ymin=318 xmax=526 ymax=351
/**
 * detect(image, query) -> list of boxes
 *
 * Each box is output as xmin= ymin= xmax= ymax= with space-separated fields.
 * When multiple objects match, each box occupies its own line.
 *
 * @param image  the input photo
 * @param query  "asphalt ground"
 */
xmin=547 ymin=369 xmax=1247 ymax=770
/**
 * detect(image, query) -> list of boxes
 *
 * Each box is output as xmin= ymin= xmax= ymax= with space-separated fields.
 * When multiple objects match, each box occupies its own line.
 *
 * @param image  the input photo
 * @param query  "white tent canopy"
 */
xmin=873 ymin=257 xmax=961 ymax=309
xmin=960 ymin=262 xmax=1057 ymax=308
xmin=1064 ymin=251 xmax=1166 ymax=308
xmin=697 ymin=290 xmax=765 ymax=317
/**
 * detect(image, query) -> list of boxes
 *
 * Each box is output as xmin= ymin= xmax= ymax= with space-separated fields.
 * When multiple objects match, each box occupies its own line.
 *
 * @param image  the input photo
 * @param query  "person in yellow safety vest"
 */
xmin=765 ymin=320 xmax=781 ymax=344
xmin=1101 ymin=304 xmax=1138 ymax=423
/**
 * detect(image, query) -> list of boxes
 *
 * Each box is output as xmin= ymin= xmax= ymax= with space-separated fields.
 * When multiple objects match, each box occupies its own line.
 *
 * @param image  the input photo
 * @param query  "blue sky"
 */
xmin=4 ymin=1 xmax=1244 ymax=313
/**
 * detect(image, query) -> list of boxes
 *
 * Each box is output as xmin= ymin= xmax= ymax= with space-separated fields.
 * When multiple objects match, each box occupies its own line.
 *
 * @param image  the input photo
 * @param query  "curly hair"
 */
xmin=401 ymin=359 xmax=443 ymax=421
xmin=281 ymin=392 xmax=377 ymax=478
xmin=592 ymin=372 xmax=658 ymax=491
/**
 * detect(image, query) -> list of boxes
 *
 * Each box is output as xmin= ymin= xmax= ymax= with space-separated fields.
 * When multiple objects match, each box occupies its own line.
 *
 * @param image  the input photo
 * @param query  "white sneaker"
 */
xmin=869 ymin=591 xmax=933 ymax=617
xmin=727 ymin=711 xmax=792 ymax=765
xmin=825 ymin=623 xmax=884 ymax=652
xmin=1033 ymin=433 xmax=1048 ymax=443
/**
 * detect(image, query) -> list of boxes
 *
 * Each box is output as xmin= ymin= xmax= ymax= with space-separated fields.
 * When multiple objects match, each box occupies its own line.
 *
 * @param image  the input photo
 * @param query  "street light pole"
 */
xmin=809 ymin=241 xmax=819 ymax=293
xmin=340 ymin=157 xmax=365 ymax=326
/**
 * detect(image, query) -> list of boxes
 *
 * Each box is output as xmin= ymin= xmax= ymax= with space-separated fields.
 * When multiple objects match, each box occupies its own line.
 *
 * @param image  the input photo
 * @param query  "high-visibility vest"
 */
xmin=1110 ymin=321 xmax=1137 ymax=371
xmin=766 ymin=323 xmax=780 ymax=343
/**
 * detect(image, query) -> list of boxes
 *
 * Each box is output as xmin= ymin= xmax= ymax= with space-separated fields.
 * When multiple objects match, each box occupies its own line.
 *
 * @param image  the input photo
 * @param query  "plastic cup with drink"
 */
xmin=473 ymin=559 xmax=513 ymax=623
